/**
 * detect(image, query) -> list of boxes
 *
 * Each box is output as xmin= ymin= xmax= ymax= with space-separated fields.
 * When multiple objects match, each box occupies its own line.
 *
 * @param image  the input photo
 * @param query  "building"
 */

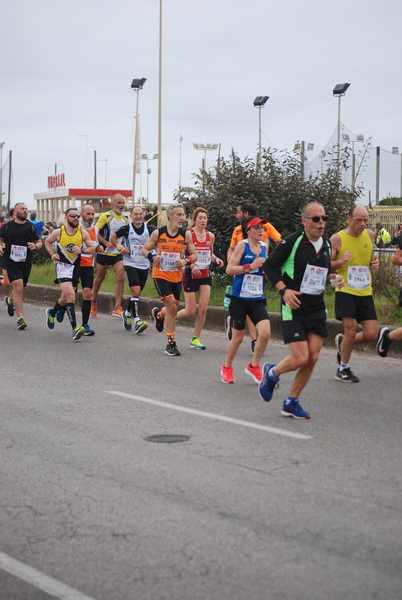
xmin=368 ymin=206 xmax=402 ymax=234
xmin=35 ymin=173 xmax=133 ymax=224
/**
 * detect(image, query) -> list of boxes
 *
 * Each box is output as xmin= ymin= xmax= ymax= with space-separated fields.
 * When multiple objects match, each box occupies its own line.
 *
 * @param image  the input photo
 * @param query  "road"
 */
xmin=0 ymin=303 xmax=401 ymax=600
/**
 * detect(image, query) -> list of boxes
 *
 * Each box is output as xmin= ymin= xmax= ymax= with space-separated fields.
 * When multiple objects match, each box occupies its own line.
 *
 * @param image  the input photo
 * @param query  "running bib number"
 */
xmin=10 ymin=244 xmax=27 ymax=262
xmin=56 ymin=262 xmax=75 ymax=280
xmin=240 ymin=274 xmax=263 ymax=298
xmin=300 ymin=264 xmax=328 ymax=295
xmin=195 ymin=250 xmax=211 ymax=269
xmin=130 ymin=243 xmax=144 ymax=259
xmin=348 ymin=266 xmax=370 ymax=289
xmin=160 ymin=251 xmax=181 ymax=272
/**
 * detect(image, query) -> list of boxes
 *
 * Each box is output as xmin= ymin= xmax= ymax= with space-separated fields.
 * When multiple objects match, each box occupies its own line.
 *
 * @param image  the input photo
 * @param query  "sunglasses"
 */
xmin=305 ymin=215 xmax=328 ymax=223
xmin=69 ymin=215 xmax=79 ymax=219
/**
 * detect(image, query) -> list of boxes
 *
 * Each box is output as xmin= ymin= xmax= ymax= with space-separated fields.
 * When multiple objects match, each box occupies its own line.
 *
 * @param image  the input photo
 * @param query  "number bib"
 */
xmin=56 ymin=262 xmax=75 ymax=280
xmin=240 ymin=274 xmax=263 ymax=298
xmin=130 ymin=242 xmax=143 ymax=259
xmin=160 ymin=251 xmax=180 ymax=272
xmin=348 ymin=266 xmax=370 ymax=289
xmin=195 ymin=250 xmax=211 ymax=269
xmin=300 ymin=264 xmax=328 ymax=295
xmin=10 ymin=244 xmax=27 ymax=262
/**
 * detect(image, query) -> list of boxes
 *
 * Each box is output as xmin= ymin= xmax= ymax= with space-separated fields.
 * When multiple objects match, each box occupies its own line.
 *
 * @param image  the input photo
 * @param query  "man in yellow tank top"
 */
xmin=330 ymin=205 xmax=379 ymax=382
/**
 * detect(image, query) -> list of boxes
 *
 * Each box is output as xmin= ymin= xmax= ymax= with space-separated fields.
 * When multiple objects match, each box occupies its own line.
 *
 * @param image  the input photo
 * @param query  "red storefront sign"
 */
xmin=48 ymin=173 xmax=66 ymax=189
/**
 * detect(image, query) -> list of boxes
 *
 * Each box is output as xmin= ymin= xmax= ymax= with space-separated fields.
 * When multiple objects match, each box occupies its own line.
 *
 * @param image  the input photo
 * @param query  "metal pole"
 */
xmin=300 ymin=140 xmax=305 ymax=180
xmin=375 ymin=146 xmax=380 ymax=204
xmin=351 ymin=144 xmax=356 ymax=196
xmin=400 ymin=153 xmax=402 ymax=200
xmin=146 ymin=157 xmax=150 ymax=204
xmin=133 ymin=88 xmax=140 ymax=204
xmin=157 ymin=0 xmax=163 ymax=212
xmin=179 ymin=135 xmax=183 ymax=192
xmin=94 ymin=150 xmax=97 ymax=189
xmin=54 ymin=162 xmax=57 ymax=175
xmin=7 ymin=150 xmax=12 ymax=212
xmin=337 ymin=95 xmax=342 ymax=174
xmin=0 ymin=142 xmax=4 ymax=208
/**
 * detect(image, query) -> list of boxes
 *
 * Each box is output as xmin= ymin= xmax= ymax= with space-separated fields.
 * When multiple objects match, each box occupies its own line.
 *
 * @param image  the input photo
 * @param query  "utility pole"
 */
xmin=7 ymin=150 xmax=12 ymax=212
xmin=0 ymin=142 xmax=4 ymax=208
xmin=300 ymin=140 xmax=305 ymax=180
xmin=375 ymin=146 xmax=380 ymax=204
xmin=94 ymin=150 xmax=97 ymax=189
xmin=157 ymin=0 xmax=163 ymax=212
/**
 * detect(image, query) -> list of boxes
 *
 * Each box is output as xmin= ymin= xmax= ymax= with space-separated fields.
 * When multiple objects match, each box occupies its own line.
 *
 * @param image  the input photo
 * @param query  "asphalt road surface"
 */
xmin=1 ymin=303 xmax=401 ymax=600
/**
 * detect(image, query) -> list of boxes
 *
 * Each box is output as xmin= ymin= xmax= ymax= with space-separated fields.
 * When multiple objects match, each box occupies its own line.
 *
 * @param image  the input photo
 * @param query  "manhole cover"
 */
xmin=144 ymin=434 xmax=191 ymax=444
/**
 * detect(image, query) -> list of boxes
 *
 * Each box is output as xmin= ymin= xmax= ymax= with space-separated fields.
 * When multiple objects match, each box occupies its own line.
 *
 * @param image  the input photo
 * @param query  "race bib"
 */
xmin=56 ymin=262 xmax=75 ymax=280
xmin=10 ymin=244 xmax=27 ymax=263
xmin=240 ymin=274 xmax=263 ymax=298
xmin=300 ymin=264 xmax=328 ymax=295
xmin=348 ymin=266 xmax=370 ymax=289
xmin=195 ymin=250 xmax=211 ymax=269
xmin=130 ymin=242 xmax=144 ymax=259
xmin=160 ymin=251 xmax=180 ymax=272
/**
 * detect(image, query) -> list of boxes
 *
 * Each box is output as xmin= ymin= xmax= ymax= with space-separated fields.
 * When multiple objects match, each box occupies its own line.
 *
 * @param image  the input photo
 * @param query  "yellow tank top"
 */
xmin=336 ymin=228 xmax=373 ymax=296
xmin=58 ymin=224 xmax=84 ymax=264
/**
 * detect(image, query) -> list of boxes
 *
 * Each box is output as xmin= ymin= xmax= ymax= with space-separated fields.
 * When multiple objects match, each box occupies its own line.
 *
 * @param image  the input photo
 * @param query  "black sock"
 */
xmin=65 ymin=303 xmax=77 ymax=329
xmin=82 ymin=299 xmax=91 ymax=326
xmin=52 ymin=302 xmax=64 ymax=315
xmin=129 ymin=296 xmax=139 ymax=319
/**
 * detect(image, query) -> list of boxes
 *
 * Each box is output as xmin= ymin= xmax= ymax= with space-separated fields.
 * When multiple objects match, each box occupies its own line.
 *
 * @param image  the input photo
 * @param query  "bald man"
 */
xmin=330 ymin=205 xmax=379 ymax=383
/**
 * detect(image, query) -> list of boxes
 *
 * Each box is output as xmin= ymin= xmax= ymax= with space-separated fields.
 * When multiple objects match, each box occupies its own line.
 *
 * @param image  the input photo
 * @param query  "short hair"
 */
xmin=192 ymin=207 xmax=208 ymax=222
xmin=239 ymin=202 xmax=257 ymax=217
xmin=167 ymin=204 xmax=184 ymax=218
xmin=13 ymin=202 xmax=25 ymax=210
xmin=301 ymin=201 xmax=324 ymax=218
xmin=65 ymin=207 xmax=79 ymax=216
xmin=112 ymin=194 xmax=126 ymax=203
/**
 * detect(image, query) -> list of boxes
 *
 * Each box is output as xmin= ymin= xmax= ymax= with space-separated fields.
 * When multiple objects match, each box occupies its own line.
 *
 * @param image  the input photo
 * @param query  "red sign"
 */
xmin=48 ymin=173 xmax=66 ymax=189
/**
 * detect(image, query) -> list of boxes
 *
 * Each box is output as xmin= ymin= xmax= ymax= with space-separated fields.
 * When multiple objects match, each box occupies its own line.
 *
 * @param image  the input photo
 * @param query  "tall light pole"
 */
xmin=333 ymin=82 xmax=350 ymax=175
xmin=131 ymin=77 xmax=147 ymax=205
xmin=157 ymin=0 xmax=163 ymax=212
xmin=391 ymin=146 xmax=402 ymax=200
xmin=141 ymin=153 xmax=158 ymax=204
xmin=0 ymin=141 xmax=4 ymax=208
xmin=193 ymin=143 xmax=219 ymax=191
xmin=253 ymin=96 xmax=269 ymax=171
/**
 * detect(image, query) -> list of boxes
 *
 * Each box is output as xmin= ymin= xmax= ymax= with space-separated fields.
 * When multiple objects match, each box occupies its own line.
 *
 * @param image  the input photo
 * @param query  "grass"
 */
xmin=30 ymin=262 xmax=402 ymax=324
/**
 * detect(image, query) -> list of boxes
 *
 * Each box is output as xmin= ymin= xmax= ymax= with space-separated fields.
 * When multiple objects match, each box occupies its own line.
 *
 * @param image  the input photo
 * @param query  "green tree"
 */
xmin=378 ymin=197 xmax=402 ymax=206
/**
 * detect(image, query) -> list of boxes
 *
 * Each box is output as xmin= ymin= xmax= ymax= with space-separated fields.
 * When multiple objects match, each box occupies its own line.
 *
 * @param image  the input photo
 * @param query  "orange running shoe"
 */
xmin=111 ymin=305 xmax=123 ymax=318
xmin=90 ymin=302 xmax=97 ymax=318
xmin=244 ymin=362 xmax=262 ymax=383
xmin=220 ymin=365 xmax=234 ymax=384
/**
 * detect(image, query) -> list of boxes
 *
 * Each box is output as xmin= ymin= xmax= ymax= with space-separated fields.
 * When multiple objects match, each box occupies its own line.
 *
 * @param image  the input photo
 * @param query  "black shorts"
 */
xmin=183 ymin=270 xmax=212 ymax=293
xmin=335 ymin=292 xmax=377 ymax=323
xmin=96 ymin=253 xmax=122 ymax=267
xmin=73 ymin=266 xmax=94 ymax=290
xmin=5 ymin=260 xmax=32 ymax=287
xmin=229 ymin=297 xmax=269 ymax=330
xmin=154 ymin=278 xmax=182 ymax=302
xmin=125 ymin=266 xmax=148 ymax=290
xmin=282 ymin=311 xmax=328 ymax=344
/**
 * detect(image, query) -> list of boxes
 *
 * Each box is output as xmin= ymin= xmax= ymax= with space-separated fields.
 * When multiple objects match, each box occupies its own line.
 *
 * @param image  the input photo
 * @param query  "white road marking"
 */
xmin=0 ymin=551 xmax=96 ymax=600
xmin=107 ymin=391 xmax=312 ymax=440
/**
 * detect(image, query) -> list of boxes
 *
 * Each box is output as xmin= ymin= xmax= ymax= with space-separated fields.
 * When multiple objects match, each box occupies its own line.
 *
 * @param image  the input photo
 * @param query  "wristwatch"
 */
xmin=278 ymin=287 xmax=287 ymax=298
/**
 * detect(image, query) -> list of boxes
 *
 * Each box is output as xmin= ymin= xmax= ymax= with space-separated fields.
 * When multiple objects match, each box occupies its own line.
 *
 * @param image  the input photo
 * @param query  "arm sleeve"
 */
xmin=263 ymin=238 xmax=294 ymax=286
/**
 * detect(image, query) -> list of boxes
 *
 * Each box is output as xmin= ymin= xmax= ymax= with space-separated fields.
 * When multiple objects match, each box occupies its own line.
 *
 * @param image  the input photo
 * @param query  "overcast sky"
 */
xmin=1 ymin=0 xmax=402 ymax=209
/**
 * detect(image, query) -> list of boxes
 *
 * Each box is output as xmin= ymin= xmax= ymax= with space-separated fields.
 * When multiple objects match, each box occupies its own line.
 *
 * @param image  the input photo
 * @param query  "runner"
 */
xmin=377 ymin=245 xmax=402 ymax=356
xmin=330 ymin=205 xmax=379 ymax=382
xmin=91 ymin=194 xmax=128 ymax=318
xmin=143 ymin=204 xmax=196 ymax=356
xmin=227 ymin=202 xmax=281 ymax=349
xmin=0 ymin=202 xmax=42 ymax=329
xmin=44 ymin=207 xmax=95 ymax=341
xmin=176 ymin=207 xmax=224 ymax=350
xmin=75 ymin=204 xmax=98 ymax=335
xmin=258 ymin=202 xmax=332 ymax=419
xmin=111 ymin=205 xmax=154 ymax=334
xmin=220 ymin=217 xmax=270 ymax=384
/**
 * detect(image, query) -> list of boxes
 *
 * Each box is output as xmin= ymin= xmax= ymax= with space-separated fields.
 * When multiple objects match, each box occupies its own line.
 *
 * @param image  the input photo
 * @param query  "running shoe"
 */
xmin=165 ymin=340 xmax=181 ymax=356
xmin=281 ymin=398 xmax=311 ymax=420
xmin=111 ymin=305 xmax=123 ymax=318
xmin=335 ymin=367 xmax=359 ymax=383
xmin=134 ymin=319 xmax=148 ymax=335
xmin=122 ymin=310 xmax=132 ymax=331
xmin=376 ymin=326 xmax=391 ymax=358
xmin=251 ymin=339 xmax=256 ymax=353
xmin=190 ymin=336 xmax=206 ymax=350
xmin=244 ymin=362 xmax=262 ymax=383
xmin=90 ymin=302 xmax=97 ymax=318
xmin=83 ymin=324 xmax=95 ymax=336
xmin=335 ymin=333 xmax=344 ymax=365
xmin=16 ymin=316 xmax=27 ymax=330
xmin=56 ymin=307 xmax=65 ymax=323
xmin=5 ymin=296 xmax=15 ymax=317
xmin=46 ymin=308 xmax=56 ymax=330
xmin=220 ymin=365 xmax=234 ymax=384
xmin=152 ymin=306 xmax=164 ymax=333
xmin=224 ymin=314 xmax=232 ymax=341
xmin=72 ymin=325 xmax=85 ymax=342
xmin=258 ymin=362 xmax=279 ymax=402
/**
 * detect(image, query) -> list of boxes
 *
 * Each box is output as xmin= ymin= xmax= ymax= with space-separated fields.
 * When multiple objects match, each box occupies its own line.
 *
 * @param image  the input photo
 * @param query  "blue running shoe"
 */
xmin=258 ymin=363 xmax=279 ymax=402
xmin=281 ymin=398 xmax=311 ymax=420
xmin=46 ymin=308 xmax=56 ymax=330
xmin=56 ymin=307 xmax=65 ymax=323
xmin=83 ymin=324 xmax=95 ymax=336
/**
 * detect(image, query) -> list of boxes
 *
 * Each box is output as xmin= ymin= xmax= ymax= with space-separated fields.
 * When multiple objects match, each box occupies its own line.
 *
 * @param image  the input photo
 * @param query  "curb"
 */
xmin=1 ymin=284 xmax=400 ymax=356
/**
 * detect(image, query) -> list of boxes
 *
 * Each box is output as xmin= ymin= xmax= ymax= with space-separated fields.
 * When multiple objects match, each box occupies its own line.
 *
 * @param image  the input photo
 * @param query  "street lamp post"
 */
xmin=253 ymin=96 xmax=269 ymax=170
xmin=391 ymin=146 xmax=402 ymax=200
xmin=0 ymin=141 xmax=4 ymax=208
xmin=141 ymin=153 xmax=158 ymax=204
xmin=332 ymin=82 xmax=351 ymax=174
xmin=131 ymin=77 xmax=147 ymax=205
xmin=193 ymin=143 xmax=219 ymax=191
